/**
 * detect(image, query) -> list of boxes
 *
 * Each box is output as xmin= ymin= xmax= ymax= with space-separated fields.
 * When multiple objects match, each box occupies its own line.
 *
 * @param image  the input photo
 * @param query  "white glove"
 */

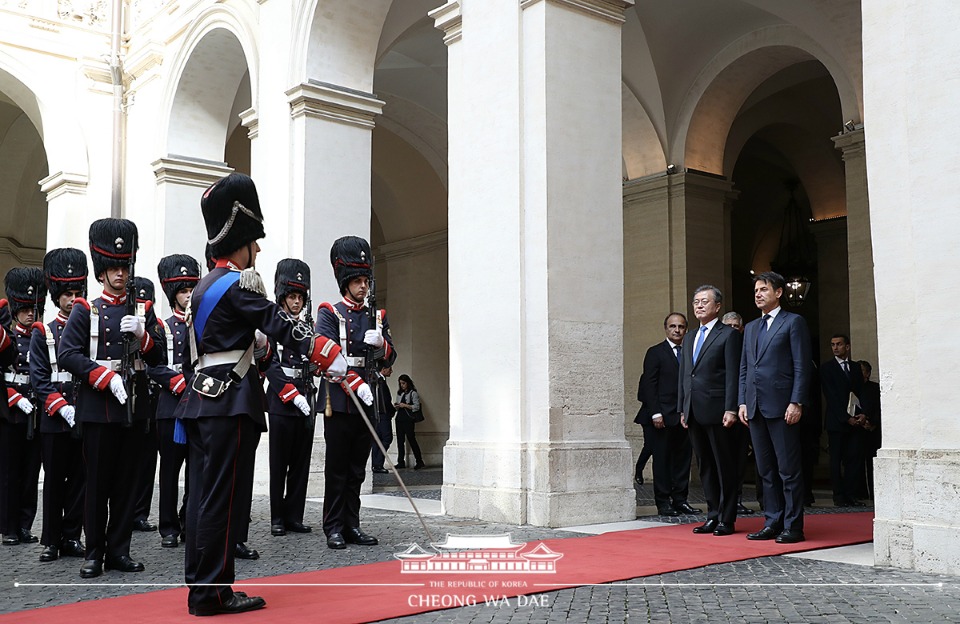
xmin=59 ymin=405 xmax=76 ymax=428
xmin=16 ymin=397 xmax=33 ymax=414
xmin=327 ymin=353 xmax=348 ymax=380
xmin=109 ymin=375 xmax=128 ymax=404
xmin=293 ymin=394 xmax=311 ymax=416
xmin=120 ymin=315 xmax=145 ymax=339
xmin=255 ymin=330 xmax=268 ymax=349
xmin=356 ymin=381 xmax=374 ymax=406
xmin=363 ymin=328 xmax=384 ymax=349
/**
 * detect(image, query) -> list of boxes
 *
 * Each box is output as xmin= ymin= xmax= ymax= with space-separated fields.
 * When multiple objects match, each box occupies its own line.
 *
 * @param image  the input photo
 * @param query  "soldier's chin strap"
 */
xmin=339 ymin=378 xmax=435 ymax=544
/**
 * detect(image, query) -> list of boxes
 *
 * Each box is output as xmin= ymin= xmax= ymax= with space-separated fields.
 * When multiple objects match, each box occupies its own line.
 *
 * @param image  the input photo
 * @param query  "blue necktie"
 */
xmin=692 ymin=326 xmax=707 ymax=364
xmin=674 ymin=345 xmax=681 ymax=363
xmin=756 ymin=313 xmax=771 ymax=354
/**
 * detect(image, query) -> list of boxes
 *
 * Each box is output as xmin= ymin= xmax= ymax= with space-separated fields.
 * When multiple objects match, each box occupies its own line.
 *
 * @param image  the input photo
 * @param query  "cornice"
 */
xmin=286 ymin=81 xmax=384 ymax=129
xmin=152 ymin=156 xmax=233 ymax=187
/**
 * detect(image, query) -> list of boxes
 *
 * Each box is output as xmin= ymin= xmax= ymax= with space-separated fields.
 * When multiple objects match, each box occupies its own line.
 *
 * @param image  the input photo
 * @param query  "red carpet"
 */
xmin=3 ymin=513 xmax=872 ymax=623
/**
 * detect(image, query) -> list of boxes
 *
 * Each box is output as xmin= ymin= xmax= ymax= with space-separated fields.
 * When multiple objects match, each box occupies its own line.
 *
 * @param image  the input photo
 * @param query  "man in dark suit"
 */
xmin=635 ymin=313 xmax=698 ymax=516
xmin=821 ymin=334 xmax=866 ymax=506
xmin=738 ymin=271 xmax=812 ymax=544
xmin=678 ymin=286 xmax=743 ymax=536
xmin=858 ymin=360 xmax=881 ymax=499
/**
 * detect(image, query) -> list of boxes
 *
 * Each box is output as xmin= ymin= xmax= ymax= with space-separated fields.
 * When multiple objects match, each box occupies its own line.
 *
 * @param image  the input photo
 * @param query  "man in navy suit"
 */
xmin=678 ymin=286 xmax=743 ymax=536
xmin=635 ymin=313 xmax=699 ymax=516
xmin=738 ymin=271 xmax=812 ymax=544
xmin=821 ymin=333 xmax=866 ymax=506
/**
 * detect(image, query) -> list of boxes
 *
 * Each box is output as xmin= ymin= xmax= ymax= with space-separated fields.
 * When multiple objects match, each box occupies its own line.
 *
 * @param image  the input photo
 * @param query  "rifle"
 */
xmin=365 ymin=273 xmax=380 ymax=422
xmin=120 ymin=232 xmax=137 ymax=428
xmin=26 ymin=300 xmax=38 ymax=441
xmin=302 ymin=290 xmax=316 ymax=430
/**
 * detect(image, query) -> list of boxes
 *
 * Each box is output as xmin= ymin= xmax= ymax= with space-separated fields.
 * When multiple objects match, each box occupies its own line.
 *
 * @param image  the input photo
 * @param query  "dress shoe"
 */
xmin=657 ymin=506 xmax=680 ymax=517
xmin=2 ymin=534 xmax=19 ymax=546
xmin=848 ymin=499 xmax=867 ymax=508
xmin=395 ymin=462 xmax=406 ymax=469
xmin=713 ymin=522 xmax=735 ymax=536
xmin=60 ymin=539 xmax=85 ymax=557
xmin=747 ymin=526 xmax=782 ymax=541
xmin=736 ymin=503 xmax=755 ymax=515
xmin=634 ymin=475 xmax=644 ymax=486
xmin=692 ymin=519 xmax=719 ymax=534
xmin=344 ymin=527 xmax=378 ymax=545
xmin=79 ymin=559 xmax=103 ymax=578
xmin=161 ymin=534 xmax=179 ymax=548
xmin=105 ymin=555 xmax=145 ymax=572
xmin=372 ymin=467 xmax=388 ymax=474
xmin=286 ymin=521 xmax=312 ymax=534
xmin=234 ymin=542 xmax=259 ymax=560
xmin=326 ymin=533 xmax=346 ymax=550
xmin=775 ymin=529 xmax=805 ymax=544
xmin=675 ymin=502 xmax=702 ymax=515
xmin=17 ymin=528 xmax=38 ymax=543
xmin=271 ymin=521 xmax=286 ymax=536
xmin=39 ymin=545 xmax=59 ymax=562
xmin=189 ymin=593 xmax=266 ymax=617
xmin=132 ymin=519 xmax=157 ymax=532
xmin=414 ymin=462 xmax=426 ymax=470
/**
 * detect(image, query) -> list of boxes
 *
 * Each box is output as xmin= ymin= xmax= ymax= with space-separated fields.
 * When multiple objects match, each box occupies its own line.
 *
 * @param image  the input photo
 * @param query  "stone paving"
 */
xmin=3 ymin=467 xmax=959 ymax=623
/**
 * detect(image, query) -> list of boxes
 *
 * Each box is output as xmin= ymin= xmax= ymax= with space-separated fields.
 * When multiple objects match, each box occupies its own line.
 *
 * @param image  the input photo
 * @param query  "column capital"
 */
xmin=376 ymin=230 xmax=448 ymax=263
xmin=429 ymin=1 xmax=462 ymax=46
xmin=239 ymin=107 xmax=259 ymax=140
xmin=285 ymin=81 xmax=385 ymax=129
xmin=832 ymin=127 xmax=865 ymax=160
xmin=808 ymin=215 xmax=847 ymax=238
xmin=151 ymin=156 xmax=233 ymax=188
xmin=39 ymin=171 xmax=89 ymax=201
xmin=622 ymin=173 xmax=670 ymax=205
xmin=520 ymin=0 xmax=634 ymax=25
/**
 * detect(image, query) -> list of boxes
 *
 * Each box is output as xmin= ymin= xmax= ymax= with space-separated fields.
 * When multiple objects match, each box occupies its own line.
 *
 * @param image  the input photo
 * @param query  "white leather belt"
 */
xmin=345 ymin=356 xmax=365 ymax=367
xmin=51 ymin=372 xmax=73 ymax=383
xmin=171 ymin=363 xmax=183 ymax=373
xmin=94 ymin=360 xmax=124 ymax=372
xmin=3 ymin=373 xmax=30 ymax=385
xmin=197 ymin=350 xmax=249 ymax=370
xmin=281 ymin=366 xmax=304 ymax=379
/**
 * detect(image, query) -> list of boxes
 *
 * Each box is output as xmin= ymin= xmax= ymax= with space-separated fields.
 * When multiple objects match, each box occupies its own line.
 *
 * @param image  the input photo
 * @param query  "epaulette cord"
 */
xmin=239 ymin=268 xmax=266 ymax=297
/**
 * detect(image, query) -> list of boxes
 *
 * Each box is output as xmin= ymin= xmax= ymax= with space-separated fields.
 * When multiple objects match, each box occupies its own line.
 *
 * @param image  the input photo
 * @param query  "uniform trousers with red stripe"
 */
xmin=184 ymin=415 xmax=258 ymax=609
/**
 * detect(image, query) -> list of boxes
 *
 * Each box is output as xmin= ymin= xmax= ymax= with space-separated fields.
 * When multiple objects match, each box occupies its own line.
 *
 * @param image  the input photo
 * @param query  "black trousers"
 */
xmin=0 ymin=419 xmax=40 ymax=536
xmin=268 ymin=413 xmax=315 ymax=525
xmin=370 ymin=415 xmax=393 ymax=470
xmin=157 ymin=419 xmax=187 ymax=538
xmin=40 ymin=432 xmax=84 ymax=547
xmin=687 ymin=416 xmax=739 ymax=524
xmin=395 ymin=419 xmax=422 ymax=466
xmin=642 ymin=422 xmax=693 ymax=509
xmin=133 ymin=418 xmax=158 ymax=524
xmin=81 ymin=422 xmax=147 ymax=561
xmin=322 ymin=410 xmax=372 ymax=536
xmin=828 ymin=428 xmax=865 ymax=503
xmin=184 ymin=416 xmax=259 ymax=609
xmin=749 ymin=413 xmax=804 ymax=532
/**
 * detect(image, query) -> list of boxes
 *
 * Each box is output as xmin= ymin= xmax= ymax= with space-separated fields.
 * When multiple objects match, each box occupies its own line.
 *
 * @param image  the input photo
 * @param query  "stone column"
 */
xmin=622 ymin=171 xmax=735 ymax=475
xmin=435 ymin=0 xmax=634 ymax=527
xmin=832 ymin=129 xmax=878 ymax=372
xmin=809 ymin=218 xmax=850 ymax=359
xmin=286 ymin=82 xmax=384 ymax=305
xmin=864 ymin=0 xmax=960 ymax=575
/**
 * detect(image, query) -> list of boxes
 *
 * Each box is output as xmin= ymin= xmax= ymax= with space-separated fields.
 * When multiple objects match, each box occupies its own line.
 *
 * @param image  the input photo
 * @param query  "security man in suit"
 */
xmin=176 ymin=173 xmax=344 ymax=616
xmin=315 ymin=236 xmax=396 ymax=550
xmin=30 ymin=248 xmax=87 ymax=561
xmin=738 ymin=271 xmax=812 ymax=544
xmin=59 ymin=218 xmax=165 ymax=578
xmin=678 ymin=286 xmax=743 ymax=536
xmin=1 ymin=267 xmax=45 ymax=546
xmin=147 ymin=254 xmax=200 ymax=548
xmin=821 ymin=333 xmax=866 ymax=506
xmin=371 ymin=364 xmax=396 ymax=474
xmin=635 ymin=312 xmax=699 ymax=516
xmin=131 ymin=277 xmax=161 ymax=535
xmin=264 ymin=258 xmax=316 ymax=537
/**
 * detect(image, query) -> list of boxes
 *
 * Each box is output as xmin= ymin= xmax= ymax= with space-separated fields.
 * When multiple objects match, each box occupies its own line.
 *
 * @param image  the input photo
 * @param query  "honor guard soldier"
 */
xmin=29 ymin=249 xmax=87 ymax=561
xmin=315 ymin=236 xmax=396 ymax=550
xmin=131 ymin=277 xmax=160 ymax=534
xmin=59 ymin=218 xmax=164 ymax=579
xmin=0 ymin=267 xmax=45 ymax=546
xmin=264 ymin=259 xmax=316 ymax=537
xmin=177 ymin=173 xmax=343 ymax=617
xmin=147 ymin=254 xmax=200 ymax=548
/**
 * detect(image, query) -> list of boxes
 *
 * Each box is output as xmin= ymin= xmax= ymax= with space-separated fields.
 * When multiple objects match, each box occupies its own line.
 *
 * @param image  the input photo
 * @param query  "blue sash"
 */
xmin=193 ymin=271 xmax=240 ymax=341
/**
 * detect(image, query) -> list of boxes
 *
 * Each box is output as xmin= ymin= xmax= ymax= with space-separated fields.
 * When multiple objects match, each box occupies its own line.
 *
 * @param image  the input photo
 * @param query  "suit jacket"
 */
xmin=678 ymin=321 xmax=742 ymax=425
xmin=738 ymin=309 xmax=812 ymax=420
xmin=635 ymin=340 xmax=682 ymax=426
xmin=820 ymin=357 xmax=864 ymax=432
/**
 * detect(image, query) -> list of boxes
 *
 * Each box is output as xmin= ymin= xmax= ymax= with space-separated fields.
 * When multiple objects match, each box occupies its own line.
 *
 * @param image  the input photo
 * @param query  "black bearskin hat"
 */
xmin=158 ymin=254 xmax=201 ymax=308
xmin=201 ymin=173 xmax=265 ymax=257
xmin=330 ymin=236 xmax=372 ymax=294
xmin=43 ymin=247 xmax=88 ymax=305
xmin=5 ymin=267 xmax=45 ymax=316
xmin=89 ymin=218 xmax=138 ymax=280
xmin=274 ymin=259 xmax=310 ymax=304
xmin=133 ymin=277 xmax=155 ymax=304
